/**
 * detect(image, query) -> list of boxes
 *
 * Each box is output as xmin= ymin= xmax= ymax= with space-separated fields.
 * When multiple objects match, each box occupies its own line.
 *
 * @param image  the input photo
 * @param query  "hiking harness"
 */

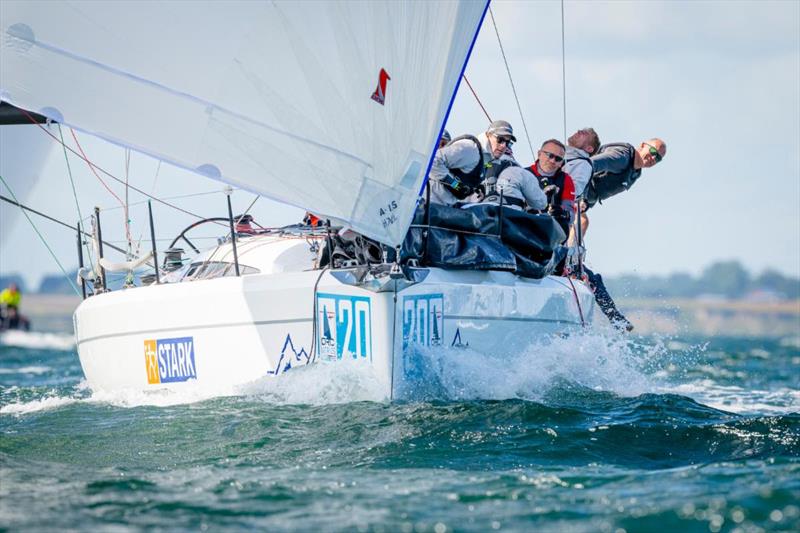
xmin=439 ymin=135 xmax=486 ymax=200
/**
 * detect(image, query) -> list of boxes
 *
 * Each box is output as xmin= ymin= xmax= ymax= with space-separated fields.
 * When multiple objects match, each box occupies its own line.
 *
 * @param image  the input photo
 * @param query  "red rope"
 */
xmin=17 ymin=108 xmax=222 ymax=224
xmin=69 ymin=128 xmax=126 ymax=208
xmin=462 ymin=75 xmax=492 ymax=123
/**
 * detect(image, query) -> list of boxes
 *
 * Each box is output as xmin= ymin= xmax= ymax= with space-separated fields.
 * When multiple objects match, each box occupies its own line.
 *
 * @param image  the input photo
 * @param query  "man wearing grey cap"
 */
xmin=428 ymin=120 xmax=519 ymax=206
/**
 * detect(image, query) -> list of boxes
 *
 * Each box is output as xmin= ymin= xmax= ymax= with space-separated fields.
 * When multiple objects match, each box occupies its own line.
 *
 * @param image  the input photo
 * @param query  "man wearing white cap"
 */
xmin=428 ymin=120 xmax=519 ymax=206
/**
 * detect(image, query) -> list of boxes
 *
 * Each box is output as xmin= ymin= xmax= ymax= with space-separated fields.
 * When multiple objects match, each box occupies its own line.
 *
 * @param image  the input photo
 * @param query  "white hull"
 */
xmin=75 ymin=267 xmax=594 ymax=400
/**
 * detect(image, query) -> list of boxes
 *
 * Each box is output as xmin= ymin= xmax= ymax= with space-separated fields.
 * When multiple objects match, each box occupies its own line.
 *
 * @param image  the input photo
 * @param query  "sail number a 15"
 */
xmin=379 ymin=200 xmax=398 ymax=229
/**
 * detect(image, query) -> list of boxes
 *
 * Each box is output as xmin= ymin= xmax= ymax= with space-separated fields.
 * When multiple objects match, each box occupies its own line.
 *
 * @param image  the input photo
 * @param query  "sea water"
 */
xmin=1 ymin=329 xmax=798 ymax=532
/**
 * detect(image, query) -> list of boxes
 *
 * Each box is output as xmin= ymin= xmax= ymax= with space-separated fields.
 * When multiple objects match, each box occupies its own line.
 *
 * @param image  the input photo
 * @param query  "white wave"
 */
xmin=0 ymin=330 xmax=75 ymax=351
xmin=240 ymin=356 xmax=388 ymax=405
xmin=68 ymin=332 xmax=659 ymax=407
xmin=0 ymin=394 xmax=79 ymax=415
xmin=663 ymin=380 xmax=800 ymax=415
xmin=84 ymin=380 xmax=241 ymax=408
xmin=0 ymin=365 xmax=50 ymax=375
xmin=396 ymin=331 xmax=658 ymax=401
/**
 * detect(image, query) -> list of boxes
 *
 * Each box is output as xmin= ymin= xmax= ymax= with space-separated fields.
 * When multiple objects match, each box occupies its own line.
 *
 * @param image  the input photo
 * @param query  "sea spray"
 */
xmin=397 ymin=330 xmax=666 ymax=401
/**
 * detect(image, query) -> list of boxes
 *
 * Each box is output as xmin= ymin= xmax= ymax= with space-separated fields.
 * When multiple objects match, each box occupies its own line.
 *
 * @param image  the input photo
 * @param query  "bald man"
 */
xmin=583 ymin=138 xmax=667 ymax=209
xmin=570 ymin=138 xmax=667 ymax=333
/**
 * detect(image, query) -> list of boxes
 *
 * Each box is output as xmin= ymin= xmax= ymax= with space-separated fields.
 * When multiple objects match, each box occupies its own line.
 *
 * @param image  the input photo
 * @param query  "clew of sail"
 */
xmin=0 ymin=0 xmax=488 ymax=246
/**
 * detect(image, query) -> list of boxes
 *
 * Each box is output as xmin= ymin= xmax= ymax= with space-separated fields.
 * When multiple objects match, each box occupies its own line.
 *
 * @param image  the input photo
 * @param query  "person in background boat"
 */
xmin=438 ymin=129 xmax=451 ymax=149
xmin=526 ymin=139 xmax=575 ymax=238
xmin=428 ymin=120 xmax=518 ymax=206
xmin=0 ymin=283 xmax=30 ymax=331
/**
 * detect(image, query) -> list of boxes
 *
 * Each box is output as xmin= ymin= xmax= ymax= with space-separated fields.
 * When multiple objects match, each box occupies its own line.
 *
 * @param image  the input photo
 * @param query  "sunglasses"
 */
xmin=541 ymin=150 xmax=564 ymax=163
xmin=494 ymin=135 xmax=514 ymax=147
xmin=644 ymin=143 xmax=663 ymax=163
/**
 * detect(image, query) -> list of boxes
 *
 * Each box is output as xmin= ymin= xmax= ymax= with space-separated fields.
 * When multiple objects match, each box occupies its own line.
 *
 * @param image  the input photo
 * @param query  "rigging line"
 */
xmin=566 ymin=275 xmax=586 ymax=327
xmin=124 ymin=148 xmax=132 ymax=253
xmin=0 ymin=175 xmax=81 ymax=297
xmin=561 ymin=0 xmax=568 ymax=142
xmin=97 ymin=190 xmax=224 ymax=212
xmin=488 ymin=5 xmax=535 ymax=159
xmin=69 ymin=128 xmax=126 ymax=208
xmin=0 ymin=192 xmax=149 ymax=259
xmin=240 ymin=195 xmax=261 ymax=227
xmin=150 ymin=160 xmax=162 ymax=195
xmin=462 ymin=74 xmax=492 ymax=122
xmin=57 ymin=123 xmax=94 ymax=265
xmin=18 ymin=108 xmax=224 ymax=226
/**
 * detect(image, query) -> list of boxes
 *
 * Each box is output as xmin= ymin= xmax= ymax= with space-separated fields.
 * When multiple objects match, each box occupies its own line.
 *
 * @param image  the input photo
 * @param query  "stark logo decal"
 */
xmin=370 ymin=68 xmax=391 ymax=105
xmin=144 ymin=336 xmax=197 ymax=384
xmin=317 ymin=293 xmax=372 ymax=360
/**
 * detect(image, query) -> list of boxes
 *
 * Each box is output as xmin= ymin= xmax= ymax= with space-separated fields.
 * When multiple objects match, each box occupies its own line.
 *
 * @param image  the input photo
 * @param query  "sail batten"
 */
xmin=0 ymin=0 xmax=487 ymax=245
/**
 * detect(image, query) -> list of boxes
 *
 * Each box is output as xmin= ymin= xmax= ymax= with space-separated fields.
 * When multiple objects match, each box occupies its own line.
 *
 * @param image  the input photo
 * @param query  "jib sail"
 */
xmin=0 ymin=0 xmax=488 ymax=246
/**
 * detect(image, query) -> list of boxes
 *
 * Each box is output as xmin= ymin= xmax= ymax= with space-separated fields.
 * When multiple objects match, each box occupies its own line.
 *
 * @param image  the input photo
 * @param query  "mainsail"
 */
xmin=0 ymin=0 xmax=488 ymax=246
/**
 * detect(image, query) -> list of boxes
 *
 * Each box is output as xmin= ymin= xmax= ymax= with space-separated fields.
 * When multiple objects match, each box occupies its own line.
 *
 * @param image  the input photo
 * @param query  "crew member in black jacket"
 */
xmin=579 ymin=138 xmax=666 ymax=332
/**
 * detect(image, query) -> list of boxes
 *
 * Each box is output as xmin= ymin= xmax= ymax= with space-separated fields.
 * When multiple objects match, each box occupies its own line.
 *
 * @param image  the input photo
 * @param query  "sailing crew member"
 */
xmin=428 ymin=120 xmax=518 ymax=206
xmin=581 ymin=138 xmax=668 ymax=237
xmin=575 ymin=138 xmax=666 ymax=333
xmin=480 ymin=166 xmax=547 ymax=211
xmin=564 ymin=128 xmax=601 ymax=198
xmin=526 ymin=139 xmax=575 ymax=238
xmin=0 ymin=283 xmax=29 ymax=331
xmin=438 ymin=129 xmax=451 ymax=149
xmin=564 ymin=127 xmax=601 ymax=248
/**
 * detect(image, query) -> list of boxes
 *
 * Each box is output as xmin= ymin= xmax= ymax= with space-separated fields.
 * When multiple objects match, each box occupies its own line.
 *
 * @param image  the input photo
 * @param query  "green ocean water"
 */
xmin=1 ymin=330 xmax=798 ymax=532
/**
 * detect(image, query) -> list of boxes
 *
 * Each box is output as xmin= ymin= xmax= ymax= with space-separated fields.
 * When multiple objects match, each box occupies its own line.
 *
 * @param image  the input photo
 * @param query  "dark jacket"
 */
xmin=585 ymin=143 xmax=642 ymax=208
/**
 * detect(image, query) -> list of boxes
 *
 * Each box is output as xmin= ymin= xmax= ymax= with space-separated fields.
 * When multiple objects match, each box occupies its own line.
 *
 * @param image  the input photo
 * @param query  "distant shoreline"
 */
xmin=617 ymin=297 xmax=799 ymax=338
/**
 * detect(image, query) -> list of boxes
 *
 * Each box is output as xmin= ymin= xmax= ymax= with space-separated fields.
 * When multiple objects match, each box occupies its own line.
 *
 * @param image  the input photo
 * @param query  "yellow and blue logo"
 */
xmin=144 ymin=336 xmax=197 ymax=384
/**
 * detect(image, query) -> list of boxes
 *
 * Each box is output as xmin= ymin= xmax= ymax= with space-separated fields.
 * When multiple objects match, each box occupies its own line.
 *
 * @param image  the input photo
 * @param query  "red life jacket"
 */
xmin=527 ymin=162 xmax=575 ymax=207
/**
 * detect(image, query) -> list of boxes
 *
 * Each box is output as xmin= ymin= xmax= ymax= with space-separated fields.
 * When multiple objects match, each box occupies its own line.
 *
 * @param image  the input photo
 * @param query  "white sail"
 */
xmin=0 ymin=0 xmax=487 ymax=246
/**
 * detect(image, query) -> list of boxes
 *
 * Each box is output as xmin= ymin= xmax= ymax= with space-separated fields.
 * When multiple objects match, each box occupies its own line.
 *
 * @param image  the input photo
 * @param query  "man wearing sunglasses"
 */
xmin=583 ymin=138 xmax=667 ymax=209
xmin=573 ymin=137 xmax=666 ymax=333
xmin=428 ymin=120 xmax=519 ymax=206
xmin=525 ymin=138 xmax=576 ymax=238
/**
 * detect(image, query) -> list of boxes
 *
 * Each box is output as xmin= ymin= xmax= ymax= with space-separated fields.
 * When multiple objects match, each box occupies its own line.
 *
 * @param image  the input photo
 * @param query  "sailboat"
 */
xmin=0 ymin=0 xmax=594 ymax=399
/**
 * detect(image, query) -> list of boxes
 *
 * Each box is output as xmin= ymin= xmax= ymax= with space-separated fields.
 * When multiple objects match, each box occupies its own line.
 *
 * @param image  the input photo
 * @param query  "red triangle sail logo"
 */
xmin=371 ymin=68 xmax=391 ymax=105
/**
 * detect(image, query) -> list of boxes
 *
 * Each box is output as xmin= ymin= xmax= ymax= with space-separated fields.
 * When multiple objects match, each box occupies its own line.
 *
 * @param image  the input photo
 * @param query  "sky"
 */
xmin=1 ymin=0 xmax=799 ymax=291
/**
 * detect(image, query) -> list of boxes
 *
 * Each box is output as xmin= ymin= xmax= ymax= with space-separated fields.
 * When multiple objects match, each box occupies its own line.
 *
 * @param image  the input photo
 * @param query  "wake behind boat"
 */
xmin=1 ymin=0 xmax=594 ymax=399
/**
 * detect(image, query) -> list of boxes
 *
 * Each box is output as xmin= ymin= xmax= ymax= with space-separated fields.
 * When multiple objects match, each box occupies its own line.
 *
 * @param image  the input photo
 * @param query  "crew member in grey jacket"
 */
xmin=585 ymin=138 xmax=666 ymax=208
xmin=428 ymin=120 xmax=518 ymax=206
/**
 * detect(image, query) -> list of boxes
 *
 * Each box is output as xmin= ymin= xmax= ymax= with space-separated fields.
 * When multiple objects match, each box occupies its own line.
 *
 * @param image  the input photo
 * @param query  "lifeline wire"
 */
xmin=0 ymin=193 xmax=154 ymax=263
xmin=0 ymin=174 xmax=81 ymax=297
xmin=489 ymin=5 xmax=535 ymax=160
